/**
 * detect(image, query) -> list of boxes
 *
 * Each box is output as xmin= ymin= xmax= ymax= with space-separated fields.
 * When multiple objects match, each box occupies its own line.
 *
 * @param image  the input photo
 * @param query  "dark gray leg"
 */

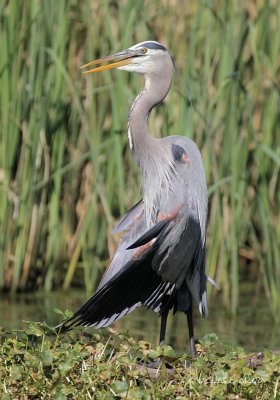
xmin=186 ymin=303 xmax=197 ymax=358
xmin=146 ymin=310 xmax=170 ymax=370
xmin=159 ymin=309 xmax=169 ymax=344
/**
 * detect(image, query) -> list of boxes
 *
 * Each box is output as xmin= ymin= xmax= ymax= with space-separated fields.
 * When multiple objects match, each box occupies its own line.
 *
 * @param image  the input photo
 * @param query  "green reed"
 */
xmin=0 ymin=0 xmax=279 ymax=321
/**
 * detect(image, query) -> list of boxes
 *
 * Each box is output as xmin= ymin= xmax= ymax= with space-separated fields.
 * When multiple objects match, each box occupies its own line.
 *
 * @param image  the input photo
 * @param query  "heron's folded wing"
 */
xmin=152 ymin=211 xmax=202 ymax=283
xmin=112 ymin=199 xmax=144 ymax=234
xmin=126 ymin=220 xmax=169 ymax=249
xmin=97 ymin=203 xmax=147 ymax=288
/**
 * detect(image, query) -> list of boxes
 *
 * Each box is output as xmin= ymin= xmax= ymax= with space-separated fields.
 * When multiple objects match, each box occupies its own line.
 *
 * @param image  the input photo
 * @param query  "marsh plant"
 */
xmin=0 ymin=323 xmax=279 ymax=398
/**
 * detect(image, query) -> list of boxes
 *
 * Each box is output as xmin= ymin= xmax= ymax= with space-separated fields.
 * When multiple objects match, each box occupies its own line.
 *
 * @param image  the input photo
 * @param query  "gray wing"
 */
xmin=58 ymin=221 xmax=172 ymax=332
xmin=112 ymin=199 xmax=144 ymax=234
xmin=97 ymin=199 xmax=146 ymax=288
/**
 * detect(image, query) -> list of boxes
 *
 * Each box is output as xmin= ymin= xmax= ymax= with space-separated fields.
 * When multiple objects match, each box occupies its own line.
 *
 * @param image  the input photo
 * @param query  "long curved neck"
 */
xmin=127 ymin=73 xmax=175 ymax=226
xmin=128 ymin=74 xmax=171 ymax=165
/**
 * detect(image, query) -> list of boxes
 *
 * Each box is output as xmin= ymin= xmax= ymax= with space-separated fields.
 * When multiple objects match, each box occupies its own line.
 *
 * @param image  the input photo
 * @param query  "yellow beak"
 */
xmin=80 ymin=51 xmax=133 ymax=75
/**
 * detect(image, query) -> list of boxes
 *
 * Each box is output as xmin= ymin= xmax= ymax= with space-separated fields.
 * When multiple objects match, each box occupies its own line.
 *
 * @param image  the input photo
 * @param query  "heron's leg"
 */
xmin=145 ymin=309 xmax=171 ymax=370
xmin=186 ymin=303 xmax=197 ymax=358
xmin=159 ymin=309 xmax=169 ymax=344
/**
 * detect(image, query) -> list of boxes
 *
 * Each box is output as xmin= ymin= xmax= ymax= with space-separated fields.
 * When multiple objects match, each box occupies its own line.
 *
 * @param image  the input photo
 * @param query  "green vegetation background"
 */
xmin=0 ymin=0 xmax=279 ymax=324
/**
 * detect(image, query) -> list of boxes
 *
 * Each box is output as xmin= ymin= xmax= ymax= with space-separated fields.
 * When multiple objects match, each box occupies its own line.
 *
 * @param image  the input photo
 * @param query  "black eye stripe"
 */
xmin=136 ymin=41 xmax=167 ymax=52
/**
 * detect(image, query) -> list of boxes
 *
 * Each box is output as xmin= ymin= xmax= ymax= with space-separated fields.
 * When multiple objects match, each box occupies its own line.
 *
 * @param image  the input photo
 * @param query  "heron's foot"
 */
xmin=146 ymin=357 xmax=162 ymax=369
xmin=145 ymin=357 xmax=173 ymax=370
xmin=136 ymin=358 xmax=174 ymax=380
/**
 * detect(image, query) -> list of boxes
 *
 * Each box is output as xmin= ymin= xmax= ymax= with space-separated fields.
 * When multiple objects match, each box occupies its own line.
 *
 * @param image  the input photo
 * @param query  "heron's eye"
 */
xmin=141 ymin=48 xmax=147 ymax=54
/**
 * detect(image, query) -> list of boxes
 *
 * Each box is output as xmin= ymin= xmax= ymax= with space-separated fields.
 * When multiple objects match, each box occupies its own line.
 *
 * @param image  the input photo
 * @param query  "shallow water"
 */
xmin=0 ymin=284 xmax=279 ymax=352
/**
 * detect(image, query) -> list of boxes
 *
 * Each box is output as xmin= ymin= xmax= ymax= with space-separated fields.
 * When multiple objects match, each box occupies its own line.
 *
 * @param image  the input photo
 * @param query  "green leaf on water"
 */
xmin=200 ymin=333 xmax=219 ymax=346
xmin=111 ymin=380 xmax=128 ymax=393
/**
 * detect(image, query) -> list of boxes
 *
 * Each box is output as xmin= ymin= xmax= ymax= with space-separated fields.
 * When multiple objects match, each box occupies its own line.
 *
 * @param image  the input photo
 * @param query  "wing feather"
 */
xmin=126 ymin=220 xmax=169 ymax=249
xmin=112 ymin=200 xmax=144 ymax=234
xmin=98 ymin=202 xmax=146 ymax=288
xmin=58 ymin=224 xmax=171 ymax=333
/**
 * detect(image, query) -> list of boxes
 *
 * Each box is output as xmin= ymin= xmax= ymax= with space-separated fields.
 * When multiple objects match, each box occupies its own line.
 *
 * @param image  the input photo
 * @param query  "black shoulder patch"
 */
xmin=172 ymin=144 xmax=186 ymax=162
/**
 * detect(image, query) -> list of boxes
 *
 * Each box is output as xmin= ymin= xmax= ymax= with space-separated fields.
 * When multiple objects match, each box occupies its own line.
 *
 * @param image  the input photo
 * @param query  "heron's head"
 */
xmin=81 ymin=41 xmax=174 ymax=77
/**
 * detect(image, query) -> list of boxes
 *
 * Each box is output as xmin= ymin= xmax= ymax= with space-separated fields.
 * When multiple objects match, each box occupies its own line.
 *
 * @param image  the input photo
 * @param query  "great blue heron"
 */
xmin=59 ymin=41 xmax=215 ymax=357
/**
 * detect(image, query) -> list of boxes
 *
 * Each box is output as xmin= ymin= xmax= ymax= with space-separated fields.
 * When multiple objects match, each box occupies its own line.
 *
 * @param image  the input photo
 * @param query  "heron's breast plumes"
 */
xmin=138 ymin=143 xmax=178 ymax=227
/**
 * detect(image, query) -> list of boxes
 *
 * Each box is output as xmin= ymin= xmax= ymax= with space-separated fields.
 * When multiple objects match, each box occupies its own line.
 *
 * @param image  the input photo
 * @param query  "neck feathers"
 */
xmin=127 ymin=73 xmax=175 ymax=226
xmin=127 ymin=74 xmax=171 ymax=160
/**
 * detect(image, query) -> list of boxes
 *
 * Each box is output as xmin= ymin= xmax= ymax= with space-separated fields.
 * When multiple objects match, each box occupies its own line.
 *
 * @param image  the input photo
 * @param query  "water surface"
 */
xmin=0 ymin=284 xmax=279 ymax=352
